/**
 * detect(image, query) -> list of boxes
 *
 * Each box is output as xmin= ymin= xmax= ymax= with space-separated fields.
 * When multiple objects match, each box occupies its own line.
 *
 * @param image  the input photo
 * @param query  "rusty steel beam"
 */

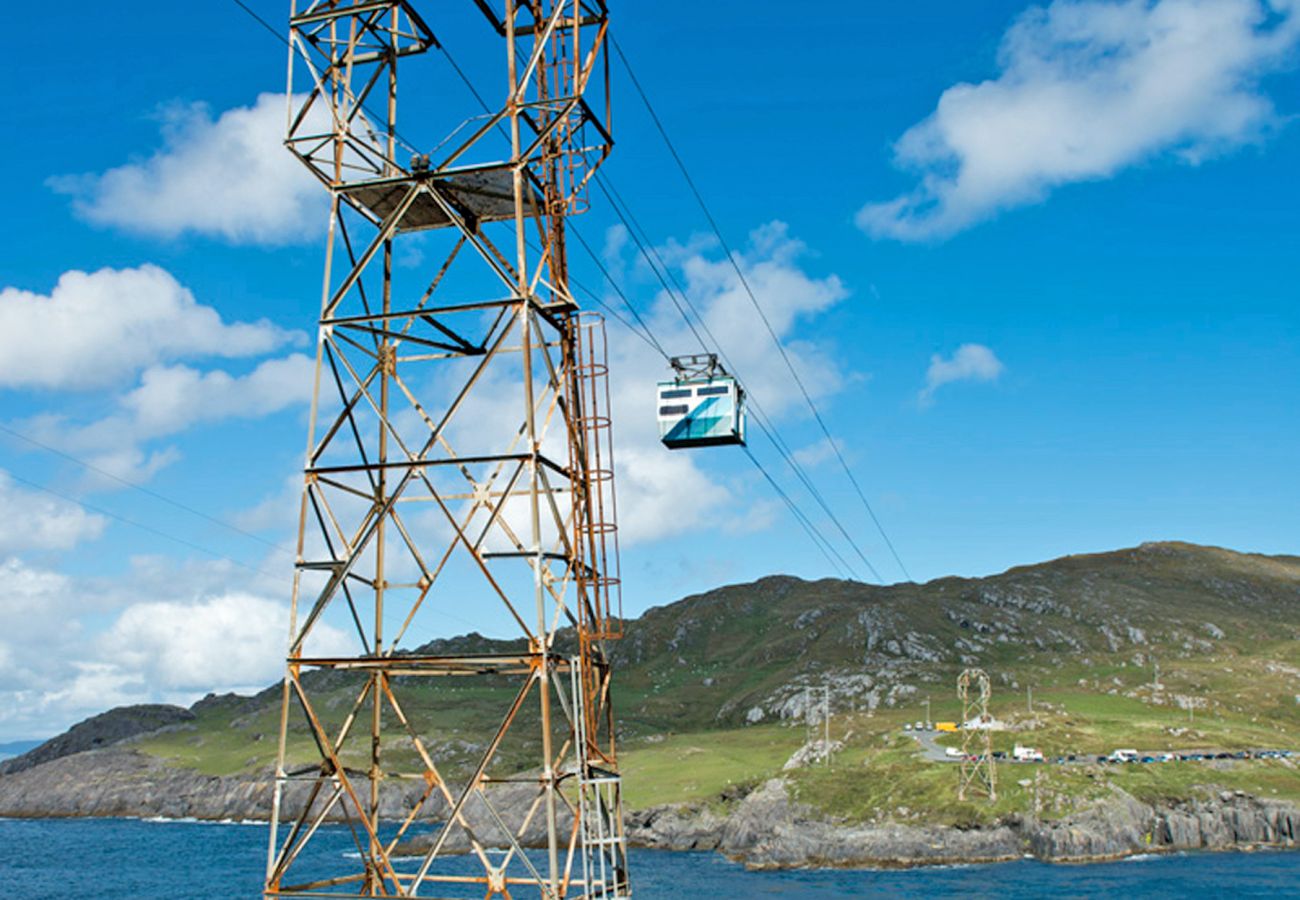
xmin=266 ymin=3 xmax=627 ymax=898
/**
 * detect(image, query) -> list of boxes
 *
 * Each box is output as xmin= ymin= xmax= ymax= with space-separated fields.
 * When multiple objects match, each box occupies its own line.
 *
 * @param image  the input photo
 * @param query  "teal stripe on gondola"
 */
xmin=664 ymin=396 xmax=722 ymax=442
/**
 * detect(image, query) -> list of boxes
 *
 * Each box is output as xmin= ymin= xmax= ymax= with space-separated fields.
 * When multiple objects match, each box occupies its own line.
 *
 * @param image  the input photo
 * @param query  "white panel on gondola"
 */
xmin=657 ymin=354 xmax=747 ymax=449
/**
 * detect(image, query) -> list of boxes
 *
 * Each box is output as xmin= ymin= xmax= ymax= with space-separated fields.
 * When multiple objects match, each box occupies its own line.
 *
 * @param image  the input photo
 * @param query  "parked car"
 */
xmin=1013 ymin=744 xmax=1045 ymax=762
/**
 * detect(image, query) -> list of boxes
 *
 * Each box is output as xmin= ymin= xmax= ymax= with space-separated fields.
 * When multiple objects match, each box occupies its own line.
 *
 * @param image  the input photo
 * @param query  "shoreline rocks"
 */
xmin=2 ymin=754 xmax=1296 ymax=869
xmin=625 ymin=778 xmax=1299 ymax=868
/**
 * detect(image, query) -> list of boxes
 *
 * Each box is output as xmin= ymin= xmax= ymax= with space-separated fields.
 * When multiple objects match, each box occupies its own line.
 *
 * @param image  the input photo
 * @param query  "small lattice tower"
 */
xmin=957 ymin=668 xmax=996 ymax=802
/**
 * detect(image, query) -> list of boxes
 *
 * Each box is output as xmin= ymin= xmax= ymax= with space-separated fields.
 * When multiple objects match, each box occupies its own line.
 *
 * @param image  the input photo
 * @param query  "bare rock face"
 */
xmin=624 ymin=804 xmax=727 ymax=851
xmin=0 ymin=749 xmax=266 ymax=819
xmin=624 ymin=779 xmax=1299 ymax=869
xmin=1024 ymin=788 xmax=1153 ymax=860
xmin=711 ymin=778 xmax=1020 ymax=868
xmin=1155 ymin=794 xmax=1299 ymax=850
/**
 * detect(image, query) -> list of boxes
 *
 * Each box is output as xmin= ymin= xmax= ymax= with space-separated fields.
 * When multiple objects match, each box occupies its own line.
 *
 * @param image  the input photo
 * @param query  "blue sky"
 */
xmin=1 ymin=0 xmax=1297 ymax=739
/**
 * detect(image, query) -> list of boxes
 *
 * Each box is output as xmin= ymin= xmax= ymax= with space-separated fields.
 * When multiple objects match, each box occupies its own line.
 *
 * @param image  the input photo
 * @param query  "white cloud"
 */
xmin=0 ymin=471 xmax=107 ymax=552
xmin=382 ymin=221 xmax=850 ymax=549
xmin=20 ymin=353 xmax=315 ymax=484
xmin=118 ymin=354 xmax=316 ymax=436
xmin=100 ymin=592 xmax=345 ymax=692
xmin=602 ymin=222 xmax=851 ymax=542
xmin=0 ymin=554 xmax=341 ymax=741
xmin=0 ymin=264 xmax=296 ymax=390
xmin=920 ymin=343 xmax=1005 ymax=405
xmin=52 ymin=93 xmax=325 ymax=245
xmin=858 ymin=0 xmax=1300 ymax=240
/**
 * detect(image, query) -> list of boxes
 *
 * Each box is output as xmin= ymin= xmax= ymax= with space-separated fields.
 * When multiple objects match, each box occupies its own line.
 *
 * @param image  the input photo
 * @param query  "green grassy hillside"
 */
xmin=30 ymin=542 xmax=1300 ymax=819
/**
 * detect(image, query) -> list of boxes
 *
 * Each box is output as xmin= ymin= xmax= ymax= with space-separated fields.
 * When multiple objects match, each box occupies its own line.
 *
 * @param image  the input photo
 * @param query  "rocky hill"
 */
xmin=1 ymin=540 xmax=1297 ymax=868
xmin=0 ymin=705 xmax=195 ymax=776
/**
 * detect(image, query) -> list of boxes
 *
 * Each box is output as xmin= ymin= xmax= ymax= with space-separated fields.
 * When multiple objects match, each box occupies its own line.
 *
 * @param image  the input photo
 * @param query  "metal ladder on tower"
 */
xmin=570 ymin=658 xmax=631 ymax=899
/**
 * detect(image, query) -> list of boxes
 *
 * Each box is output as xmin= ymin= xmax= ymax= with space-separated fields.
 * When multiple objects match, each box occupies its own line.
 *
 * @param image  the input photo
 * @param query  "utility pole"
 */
xmin=1027 ymin=685 xmax=1033 ymax=715
xmin=824 ymin=685 xmax=832 ymax=767
xmin=264 ymin=4 xmax=628 ymax=898
xmin=923 ymin=696 xmax=932 ymax=730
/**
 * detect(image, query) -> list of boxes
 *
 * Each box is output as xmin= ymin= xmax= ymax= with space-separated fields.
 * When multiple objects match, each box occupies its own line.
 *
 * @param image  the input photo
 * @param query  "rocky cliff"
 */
xmin=1 ymin=748 xmax=1294 ymax=867
xmin=628 ymin=778 xmax=1300 ymax=867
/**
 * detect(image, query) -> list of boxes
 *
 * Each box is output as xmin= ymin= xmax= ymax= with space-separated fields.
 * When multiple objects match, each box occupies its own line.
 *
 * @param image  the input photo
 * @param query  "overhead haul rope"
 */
xmin=610 ymin=35 xmax=914 ymax=584
xmin=226 ymin=0 xmax=866 ymax=581
xmin=592 ymin=172 xmax=882 ymax=583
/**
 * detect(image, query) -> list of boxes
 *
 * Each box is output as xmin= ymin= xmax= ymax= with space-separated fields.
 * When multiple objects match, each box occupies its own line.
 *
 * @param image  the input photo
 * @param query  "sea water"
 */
xmin=1 ymin=816 xmax=1297 ymax=898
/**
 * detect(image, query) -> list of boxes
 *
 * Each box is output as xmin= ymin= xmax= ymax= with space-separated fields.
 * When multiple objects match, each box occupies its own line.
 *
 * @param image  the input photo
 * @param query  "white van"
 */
xmin=1110 ymin=748 xmax=1139 ymax=763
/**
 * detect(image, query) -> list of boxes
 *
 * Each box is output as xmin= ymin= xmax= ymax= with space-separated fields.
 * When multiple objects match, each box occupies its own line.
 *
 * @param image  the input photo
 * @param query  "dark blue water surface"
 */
xmin=1 ymin=816 xmax=1297 ymax=898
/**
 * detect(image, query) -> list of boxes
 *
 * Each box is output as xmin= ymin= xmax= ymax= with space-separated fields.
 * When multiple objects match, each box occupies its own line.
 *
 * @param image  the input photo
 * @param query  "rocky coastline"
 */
xmin=1 ymin=748 xmax=1296 ymax=868
xmin=628 ymin=776 xmax=1300 ymax=868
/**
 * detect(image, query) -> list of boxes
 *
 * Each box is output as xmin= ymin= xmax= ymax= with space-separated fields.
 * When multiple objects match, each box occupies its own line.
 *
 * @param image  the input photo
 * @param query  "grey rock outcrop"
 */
xmin=626 ymin=779 xmax=1299 ymax=869
xmin=2 ymin=753 xmax=1296 ymax=869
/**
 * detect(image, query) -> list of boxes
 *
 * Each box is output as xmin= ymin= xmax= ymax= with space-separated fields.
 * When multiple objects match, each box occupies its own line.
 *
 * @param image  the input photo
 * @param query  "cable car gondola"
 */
xmin=657 ymin=354 xmax=747 ymax=449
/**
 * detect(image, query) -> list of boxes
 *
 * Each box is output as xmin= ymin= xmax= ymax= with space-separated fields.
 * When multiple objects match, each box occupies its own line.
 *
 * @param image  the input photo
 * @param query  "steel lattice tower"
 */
xmin=264 ymin=2 xmax=627 ymax=897
xmin=957 ymin=668 xmax=996 ymax=802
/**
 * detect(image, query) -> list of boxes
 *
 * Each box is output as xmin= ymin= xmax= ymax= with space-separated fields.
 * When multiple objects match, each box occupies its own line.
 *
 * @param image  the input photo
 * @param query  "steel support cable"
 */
xmin=437 ymin=38 xmax=858 ymax=579
xmin=610 ymin=36 xmax=914 ymax=583
xmin=740 ymin=446 xmax=849 ymax=579
xmin=587 ymin=179 xmax=712 ymax=358
xmin=0 ymin=422 xmax=290 ymax=556
xmin=567 ymin=227 xmax=670 ymax=360
xmin=592 ymin=173 xmax=881 ymax=583
xmin=233 ymin=2 xmax=859 ymax=581
xmin=4 ymin=469 xmax=285 ymax=580
xmin=430 ymin=30 xmax=673 ymax=361
xmin=573 ymin=214 xmax=858 ymax=579
xmin=586 ymin=182 xmax=868 ymax=581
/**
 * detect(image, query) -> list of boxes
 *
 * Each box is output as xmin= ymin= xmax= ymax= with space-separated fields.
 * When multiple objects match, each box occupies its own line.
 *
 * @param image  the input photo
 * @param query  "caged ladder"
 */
xmin=569 ymin=657 xmax=631 ymax=899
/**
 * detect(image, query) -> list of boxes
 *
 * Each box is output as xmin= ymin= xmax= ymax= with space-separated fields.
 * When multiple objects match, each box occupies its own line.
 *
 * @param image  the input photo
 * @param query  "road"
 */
xmin=910 ymin=730 xmax=957 ymax=763
xmin=906 ymin=729 xmax=1294 ymax=767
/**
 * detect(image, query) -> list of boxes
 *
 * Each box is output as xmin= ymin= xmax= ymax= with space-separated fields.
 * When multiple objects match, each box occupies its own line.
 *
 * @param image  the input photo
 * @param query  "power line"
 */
xmin=610 ymin=35 xmax=913 ymax=583
xmin=410 ymin=23 xmax=867 ymax=578
xmin=592 ymin=172 xmax=882 ymax=582
xmin=568 ymin=227 xmax=670 ymax=360
xmin=0 ymin=422 xmax=288 ymax=555
xmin=4 ymin=469 xmax=284 ymax=581
xmin=228 ymin=0 xmax=869 ymax=580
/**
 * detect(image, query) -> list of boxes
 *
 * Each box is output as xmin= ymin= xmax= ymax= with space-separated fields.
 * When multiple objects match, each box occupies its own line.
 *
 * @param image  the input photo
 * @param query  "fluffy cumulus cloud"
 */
xmin=858 ymin=0 xmax=1300 ymax=240
xmin=0 ymin=471 xmax=107 ymax=552
xmin=920 ymin=343 xmax=1005 ymax=405
xmin=51 ymin=93 xmax=324 ymax=245
xmin=0 ymin=265 xmax=296 ymax=391
xmin=100 ymin=592 xmax=325 ymax=692
xmin=0 ymin=554 xmax=347 ymax=741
